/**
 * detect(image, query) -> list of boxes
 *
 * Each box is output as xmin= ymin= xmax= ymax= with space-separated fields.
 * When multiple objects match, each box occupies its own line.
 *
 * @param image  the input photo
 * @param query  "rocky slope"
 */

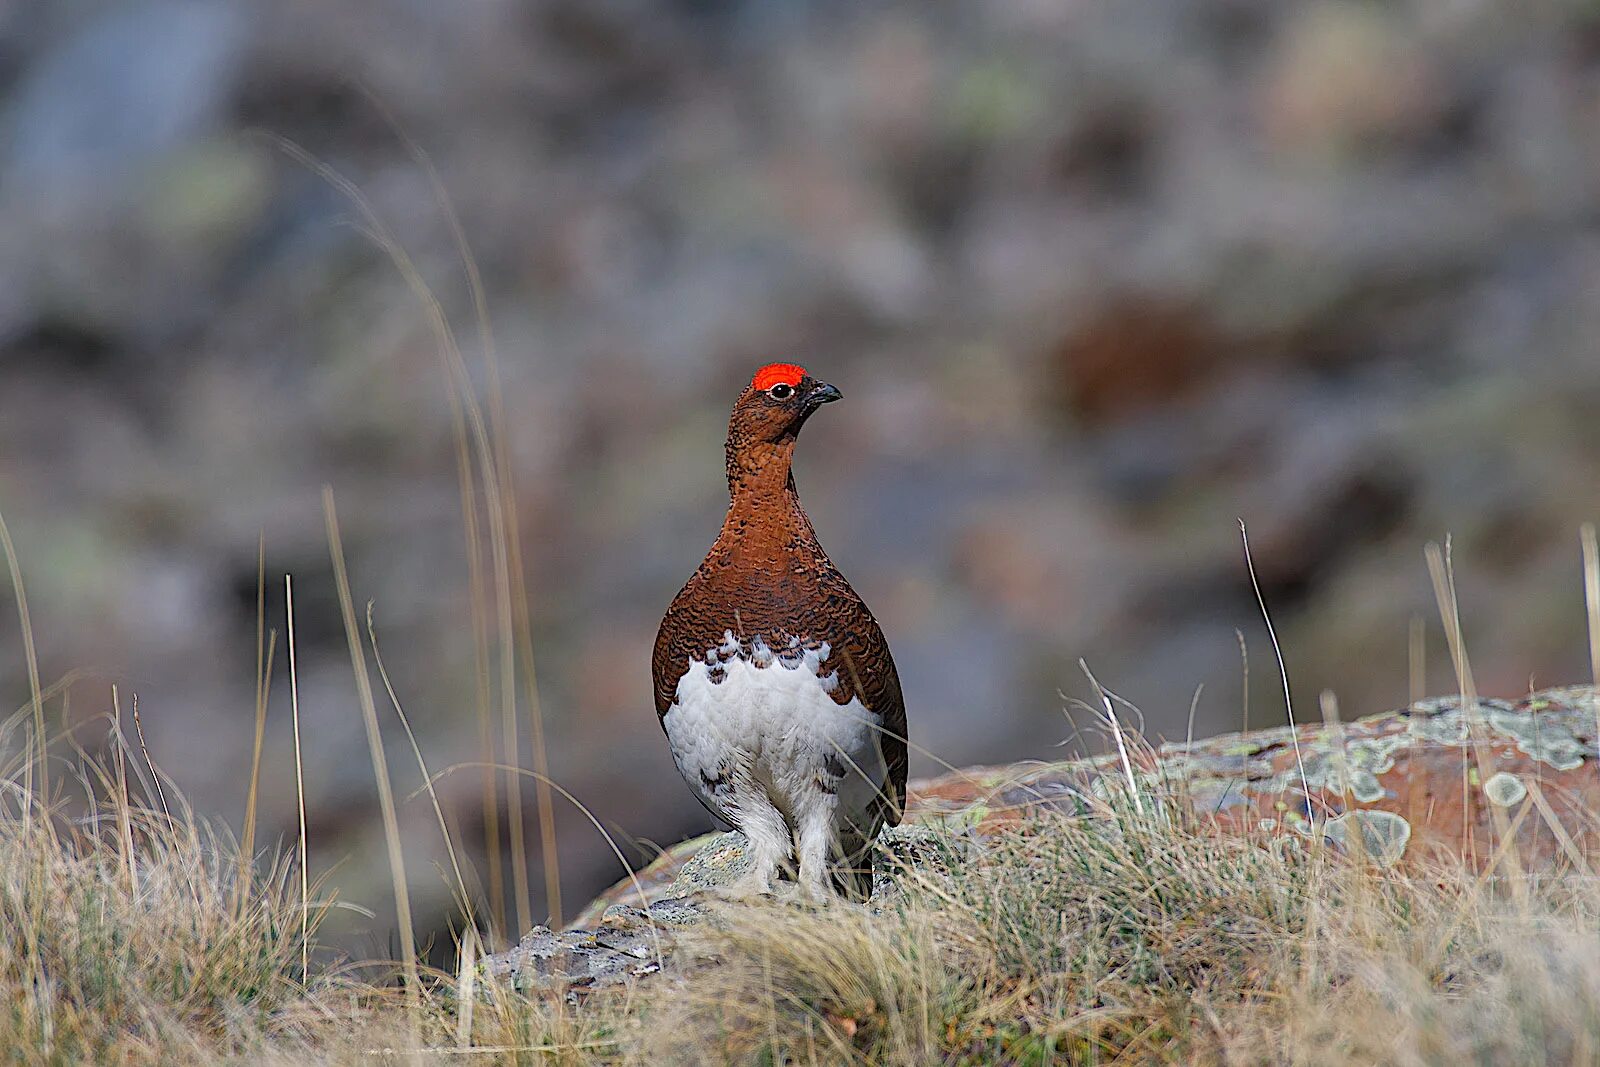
xmin=491 ymin=685 xmax=1600 ymax=992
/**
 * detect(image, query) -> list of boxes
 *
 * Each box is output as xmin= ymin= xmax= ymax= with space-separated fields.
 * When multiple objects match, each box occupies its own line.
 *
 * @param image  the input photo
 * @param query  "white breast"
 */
xmin=662 ymin=632 xmax=889 ymax=841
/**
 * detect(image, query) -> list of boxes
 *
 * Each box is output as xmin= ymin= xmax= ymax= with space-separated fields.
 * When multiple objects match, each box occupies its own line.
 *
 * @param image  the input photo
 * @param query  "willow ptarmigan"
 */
xmin=652 ymin=363 xmax=908 ymax=899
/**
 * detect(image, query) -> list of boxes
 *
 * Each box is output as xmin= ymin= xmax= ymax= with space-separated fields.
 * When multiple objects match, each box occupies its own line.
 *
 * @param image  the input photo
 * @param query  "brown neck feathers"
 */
xmin=720 ymin=432 xmax=815 ymax=558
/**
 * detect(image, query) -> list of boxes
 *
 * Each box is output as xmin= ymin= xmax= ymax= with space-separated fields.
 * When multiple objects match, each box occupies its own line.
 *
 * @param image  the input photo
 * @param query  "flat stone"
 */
xmin=485 ymin=897 xmax=706 ymax=995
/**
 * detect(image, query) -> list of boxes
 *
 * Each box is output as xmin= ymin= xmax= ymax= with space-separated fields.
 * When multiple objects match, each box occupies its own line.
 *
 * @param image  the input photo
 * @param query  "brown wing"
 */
xmin=822 ymin=591 xmax=908 ymax=827
xmin=651 ymin=561 xmax=721 ymax=720
xmin=786 ymin=479 xmax=908 ymax=825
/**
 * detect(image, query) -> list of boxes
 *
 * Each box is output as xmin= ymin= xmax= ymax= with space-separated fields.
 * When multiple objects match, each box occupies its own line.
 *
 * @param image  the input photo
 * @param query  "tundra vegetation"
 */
xmin=5 ymin=665 xmax=1600 ymax=1064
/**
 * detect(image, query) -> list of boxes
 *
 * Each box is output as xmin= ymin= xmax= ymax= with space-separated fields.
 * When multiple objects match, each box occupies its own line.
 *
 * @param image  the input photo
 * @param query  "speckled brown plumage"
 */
xmin=652 ymin=367 xmax=908 ymax=848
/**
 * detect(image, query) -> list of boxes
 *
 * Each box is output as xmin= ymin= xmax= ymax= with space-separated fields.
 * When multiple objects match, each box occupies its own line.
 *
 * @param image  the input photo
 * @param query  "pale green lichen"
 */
xmin=671 ymin=832 xmax=752 ymax=893
xmin=1257 ymin=732 xmax=1405 ymax=804
xmin=1485 ymin=704 xmax=1589 ymax=770
xmin=1322 ymin=810 xmax=1411 ymax=867
xmin=1401 ymin=697 xmax=1594 ymax=771
xmin=1483 ymin=771 xmax=1527 ymax=808
xmin=931 ymin=801 xmax=991 ymax=832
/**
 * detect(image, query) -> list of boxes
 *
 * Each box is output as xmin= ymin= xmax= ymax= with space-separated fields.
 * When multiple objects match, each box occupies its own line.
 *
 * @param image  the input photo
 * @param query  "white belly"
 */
xmin=662 ymin=633 xmax=888 ymax=842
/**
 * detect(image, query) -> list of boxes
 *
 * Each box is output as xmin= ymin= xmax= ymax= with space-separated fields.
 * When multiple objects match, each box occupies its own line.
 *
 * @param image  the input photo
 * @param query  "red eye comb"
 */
xmin=752 ymin=363 xmax=806 ymax=391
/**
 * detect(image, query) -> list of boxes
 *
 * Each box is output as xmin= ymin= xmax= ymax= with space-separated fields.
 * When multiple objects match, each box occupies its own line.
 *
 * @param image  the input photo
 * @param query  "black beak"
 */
xmin=807 ymin=381 xmax=843 ymax=407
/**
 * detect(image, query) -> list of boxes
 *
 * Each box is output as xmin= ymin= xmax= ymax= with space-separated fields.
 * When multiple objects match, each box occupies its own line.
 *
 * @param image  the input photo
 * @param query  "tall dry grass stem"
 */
xmin=129 ymin=694 xmax=172 ymax=832
xmin=239 ymin=629 xmax=276 ymax=896
xmin=239 ymin=533 xmax=277 ymax=907
xmin=1425 ymin=537 xmax=1526 ymax=899
xmin=1235 ymin=627 xmax=1249 ymax=736
xmin=1079 ymin=659 xmax=1143 ymax=816
xmin=367 ymin=602 xmax=477 ymax=933
xmin=454 ymin=929 xmax=477 ymax=1050
xmin=446 ymin=382 xmax=504 ymax=941
xmin=1581 ymin=522 xmax=1600 ymax=737
xmin=383 ymin=102 xmax=569 ymax=931
xmin=323 ymin=486 xmax=421 ymax=1011
xmin=0 ymin=503 xmax=49 ymax=826
xmin=268 ymin=136 xmax=548 ymax=934
xmin=285 ymin=572 xmax=310 ymax=980
xmin=1409 ymin=614 xmax=1427 ymax=709
xmin=1240 ymin=519 xmax=1311 ymax=822
xmin=110 ymin=685 xmax=137 ymax=894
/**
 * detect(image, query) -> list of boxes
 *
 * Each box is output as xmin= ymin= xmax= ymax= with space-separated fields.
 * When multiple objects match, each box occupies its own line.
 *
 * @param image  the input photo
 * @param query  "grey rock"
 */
xmin=668 ymin=832 xmax=752 ymax=894
xmin=487 ymin=825 xmax=963 ymax=992
xmin=484 ymin=897 xmax=708 ymax=995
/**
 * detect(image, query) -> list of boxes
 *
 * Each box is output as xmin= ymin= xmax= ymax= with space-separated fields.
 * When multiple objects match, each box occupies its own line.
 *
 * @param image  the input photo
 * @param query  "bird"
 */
xmin=652 ymin=362 xmax=908 ymax=900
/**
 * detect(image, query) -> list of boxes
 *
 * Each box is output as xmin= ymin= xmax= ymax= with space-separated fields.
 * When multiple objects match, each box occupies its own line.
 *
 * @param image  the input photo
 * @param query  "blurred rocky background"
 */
xmin=3 ymin=0 xmax=1600 ymax=956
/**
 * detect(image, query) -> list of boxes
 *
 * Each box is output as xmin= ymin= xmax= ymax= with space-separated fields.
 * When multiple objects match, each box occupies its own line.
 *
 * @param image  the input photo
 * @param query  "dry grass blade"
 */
xmin=384 ymin=102 xmax=568 ymax=931
xmin=1235 ymin=627 xmax=1249 ymax=735
xmin=129 ymin=694 xmax=172 ymax=833
xmin=1582 ymin=523 xmax=1600 ymax=738
xmin=1409 ymin=614 xmax=1427 ymax=709
xmin=0 ymin=503 xmax=49 ymax=820
xmin=1320 ymin=689 xmax=1351 ymax=806
xmin=1080 ymin=659 xmax=1142 ymax=815
xmin=323 ymin=486 xmax=421 ymax=1010
xmin=367 ymin=601 xmax=478 ymax=934
xmin=1523 ymin=777 xmax=1595 ymax=880
xmin=285 ymin=573 xmax=310 ymax=980
xmin=239 ymin=532 xmax=277 ymax=906
xmin=269 ymin=133 xmax=551 ymax=935
xmin=433 ymin=759 xmax=662 ymax=968
xmin=239 ymin=629 xmax=276 ymax=901
xmin=455 ymin=929 xmax=477 ymax=1050
xmin=1425 ymin=538 xmax=1526 ymax=898
xmin=1239 ymin=519 xmax=1311 ymax=823
xmin=110 ymin=685 xmax=137 ymax=894
xmin=446 ymin=378 xmax=504 ymax=942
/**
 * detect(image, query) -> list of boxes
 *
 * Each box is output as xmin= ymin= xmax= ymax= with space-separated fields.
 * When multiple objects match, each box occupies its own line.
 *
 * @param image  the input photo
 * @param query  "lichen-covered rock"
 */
xmin=574 ymin=686 xmax=1600 ymax=930
xmin=492 ymin=824 xmax=965 ymax=994
xmin=666 ymin=832 xmax=750 ymax=895
xmin=485 ymin=896 xmax=707 ymax=995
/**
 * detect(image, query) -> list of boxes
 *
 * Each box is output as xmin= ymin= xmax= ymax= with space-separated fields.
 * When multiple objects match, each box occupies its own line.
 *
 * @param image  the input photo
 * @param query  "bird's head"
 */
xmin=724 ymin=362 xmax=842 ymax=485
xmin=727 ymin=362 xmax=841 ymax=448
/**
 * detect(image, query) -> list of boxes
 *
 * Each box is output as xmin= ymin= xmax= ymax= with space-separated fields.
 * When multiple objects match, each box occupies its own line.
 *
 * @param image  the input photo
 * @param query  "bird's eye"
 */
xmin=768 ymin=383 xmax=794 ymax=400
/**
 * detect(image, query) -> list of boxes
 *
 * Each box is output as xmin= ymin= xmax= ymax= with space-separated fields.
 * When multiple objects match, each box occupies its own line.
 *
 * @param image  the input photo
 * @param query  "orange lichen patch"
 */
xmin=752 ymin=362 xmax=806 ymax=391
